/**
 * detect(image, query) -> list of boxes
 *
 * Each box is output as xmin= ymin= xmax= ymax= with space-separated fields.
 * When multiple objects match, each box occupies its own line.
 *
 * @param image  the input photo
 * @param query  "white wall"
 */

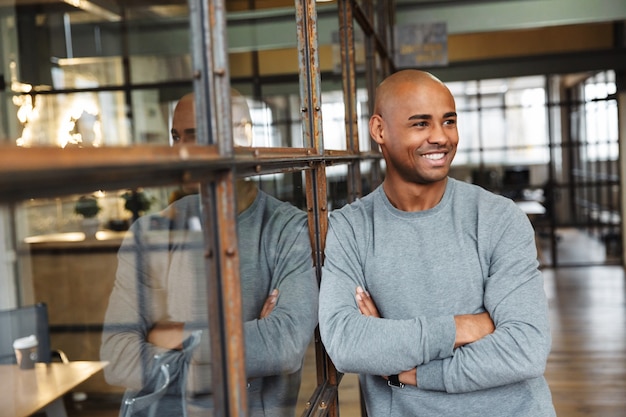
xmin=395 ymin=0 xmax=626 ymax=34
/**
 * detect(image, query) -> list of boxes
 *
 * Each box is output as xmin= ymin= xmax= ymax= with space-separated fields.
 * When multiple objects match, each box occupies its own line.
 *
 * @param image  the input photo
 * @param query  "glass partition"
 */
xmin=0 ymin=1 xmax=394 ymax=416
xmin=239 ymin=173 xmax=317 ymax=415
xmin=4 ymin=2 xmax=194 ymax=148
xmin=356 ymin=66 xmax=372 ymax=154
xmin=228 ymin=3 xmax=309 ymax=150
xmin=327 ymin=164 xmax=349 ymax=210
xmin=11 ymin=167 xmax=317 ymax=414
xmin=230 ymin=85 xmax=307 ymax=148
xmin=13 ymin=185 xmax=181 ymax=412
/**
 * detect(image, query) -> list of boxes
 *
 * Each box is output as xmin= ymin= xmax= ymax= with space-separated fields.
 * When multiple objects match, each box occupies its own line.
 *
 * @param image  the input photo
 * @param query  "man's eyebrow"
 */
xmin=183 ymin=128 xmax=196 ymax=135
xmin=408 ymin=114 xmax=432 ymax=120
xmin=408 ymin=112 xmax=457 ymax=120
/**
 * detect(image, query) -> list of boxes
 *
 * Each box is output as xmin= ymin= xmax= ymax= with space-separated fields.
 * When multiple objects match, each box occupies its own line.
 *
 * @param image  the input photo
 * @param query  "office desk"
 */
xmin=0 ymin=361 xmax=108 ymax=417
xmin=515 ymin=200 xmax=546 ymax=216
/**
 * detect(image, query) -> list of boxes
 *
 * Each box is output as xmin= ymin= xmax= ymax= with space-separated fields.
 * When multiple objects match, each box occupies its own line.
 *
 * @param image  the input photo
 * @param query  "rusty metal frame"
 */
xmin=338 ymin=0 xmax=363 ymax=205
xmin=300 ymin=1 xmax=395 ymax=417
xmin=189 ymin=0 xmax=247 ymax=415
xmin=0 ymin=1 xmax=397 ymax=416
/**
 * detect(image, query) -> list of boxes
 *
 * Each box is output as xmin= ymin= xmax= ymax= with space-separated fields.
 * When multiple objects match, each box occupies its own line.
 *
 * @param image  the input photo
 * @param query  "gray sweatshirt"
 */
xmin=101 ymin=190 xmax=318 ymax=417
xmin=319 ymin=178 xmax=555 ymax=417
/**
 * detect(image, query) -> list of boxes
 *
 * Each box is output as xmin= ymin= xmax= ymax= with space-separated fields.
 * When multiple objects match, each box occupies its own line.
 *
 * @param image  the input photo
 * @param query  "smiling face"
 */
xmin=370 ymin=71 xmax=458 ymax=190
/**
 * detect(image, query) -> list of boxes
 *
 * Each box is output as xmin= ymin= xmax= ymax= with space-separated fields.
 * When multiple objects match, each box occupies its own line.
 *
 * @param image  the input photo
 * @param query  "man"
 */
xmin=101 ymin=91 xmax=318 ymax=416
xmin=319 ymin=70 xmax=555 ymax=416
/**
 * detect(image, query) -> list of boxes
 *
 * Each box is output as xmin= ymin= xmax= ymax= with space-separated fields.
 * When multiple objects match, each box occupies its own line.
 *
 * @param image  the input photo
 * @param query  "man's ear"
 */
xmin=369 ymin=114 xmax=385 ymax=146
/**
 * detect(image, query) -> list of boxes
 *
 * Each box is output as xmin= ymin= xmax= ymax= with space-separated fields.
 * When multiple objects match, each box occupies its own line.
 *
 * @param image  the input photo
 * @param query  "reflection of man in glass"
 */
xmin=101 ymin=91 xmax=318 ymax=417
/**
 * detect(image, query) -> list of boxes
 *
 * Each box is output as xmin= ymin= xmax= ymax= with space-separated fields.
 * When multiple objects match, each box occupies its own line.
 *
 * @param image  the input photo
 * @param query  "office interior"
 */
xmin=0 ymin=0 xmax=624 ymax=416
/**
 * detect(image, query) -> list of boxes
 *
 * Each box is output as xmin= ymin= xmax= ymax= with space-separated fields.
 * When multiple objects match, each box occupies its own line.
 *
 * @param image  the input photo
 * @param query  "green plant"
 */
xmin=74 ymin=195 xmax=101 ymax=218
xmin=122 ymin=190 xmax=154 ymax=215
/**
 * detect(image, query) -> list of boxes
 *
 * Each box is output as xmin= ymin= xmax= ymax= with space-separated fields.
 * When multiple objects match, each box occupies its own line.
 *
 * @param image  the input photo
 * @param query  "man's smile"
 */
xmin=421 ymin=152 xmax=446 ymax=160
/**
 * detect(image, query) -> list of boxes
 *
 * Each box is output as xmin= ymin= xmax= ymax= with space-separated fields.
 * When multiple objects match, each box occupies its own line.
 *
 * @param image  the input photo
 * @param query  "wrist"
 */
xmin=387 ymin=374 xmax=405 ymax=388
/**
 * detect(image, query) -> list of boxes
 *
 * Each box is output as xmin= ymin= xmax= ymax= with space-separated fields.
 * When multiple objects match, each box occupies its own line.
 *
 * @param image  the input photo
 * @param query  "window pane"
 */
xmin=228 ymin=6 xmax=306 ymax=149
xmin=321 ymin=90 xmax=347 ymax=151
xmin=449 ymin=76 xmax=550 ymax=168
xmin=456 ymin=110 xmax=480 ymax=164
xmin=480 ymin=101 xmax=505 ymax=151
xmin=13 ymin=186 xmax=182 ymax=413
xmin=10 ymin=171 xmax=317 ymax=415
xmin=234 ymin=174 xmax=317 ymax=415
xmin=327 ymin=164 xmax=349 ymax=209
xmin=6 ymin=3 xmax=194 ymax=148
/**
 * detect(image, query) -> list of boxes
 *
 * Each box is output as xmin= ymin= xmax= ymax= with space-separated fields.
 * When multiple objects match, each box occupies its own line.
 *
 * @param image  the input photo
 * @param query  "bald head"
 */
xmin=170 ymin=90 xmax=252 ymax=146
xmin=171 ymin=92 xmax=196 ymax=144
xmin=368 ymin=69 xmax=458 ymax=200
xmin=374 ymin=70 xmax=449 ymax=116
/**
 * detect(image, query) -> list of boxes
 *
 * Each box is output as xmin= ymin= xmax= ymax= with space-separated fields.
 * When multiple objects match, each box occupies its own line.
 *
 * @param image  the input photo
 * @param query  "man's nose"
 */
xmin=428 ymin=123 xmax=449 ymax=144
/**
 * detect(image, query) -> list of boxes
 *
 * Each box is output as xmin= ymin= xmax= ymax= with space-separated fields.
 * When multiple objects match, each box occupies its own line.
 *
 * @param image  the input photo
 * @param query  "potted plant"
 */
xmin=121 ymin=190 xmax=154 ymax=220
xmin=74 ymin=195 xmax=101 ymax=237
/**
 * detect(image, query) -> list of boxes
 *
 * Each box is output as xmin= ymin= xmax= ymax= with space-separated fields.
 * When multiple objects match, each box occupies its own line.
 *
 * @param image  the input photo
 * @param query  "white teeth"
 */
xmin=422 ymin=153 xmax=445 ymax=160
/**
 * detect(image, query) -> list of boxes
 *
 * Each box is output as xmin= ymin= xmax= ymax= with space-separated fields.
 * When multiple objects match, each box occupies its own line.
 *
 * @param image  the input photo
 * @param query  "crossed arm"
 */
xmin=355 ymin=286 xmax=495 ymax=386
xmin=147 ymin=289 xmax=280 ymax=350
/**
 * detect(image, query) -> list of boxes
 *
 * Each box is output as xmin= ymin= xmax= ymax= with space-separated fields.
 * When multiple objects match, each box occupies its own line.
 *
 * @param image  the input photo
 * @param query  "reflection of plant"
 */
xmin=74 ymin=195 xmax=101 ymax=218
xmin=122 ymin=190 xmax=154 ymax=215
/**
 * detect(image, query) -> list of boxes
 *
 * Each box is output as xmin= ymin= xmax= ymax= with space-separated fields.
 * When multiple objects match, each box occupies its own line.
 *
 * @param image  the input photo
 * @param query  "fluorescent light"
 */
xmin=62 ymin=0 xmax=121 ymax=21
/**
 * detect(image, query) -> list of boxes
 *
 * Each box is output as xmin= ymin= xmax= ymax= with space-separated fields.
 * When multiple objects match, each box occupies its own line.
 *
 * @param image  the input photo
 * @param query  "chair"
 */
xmin=118 ymin=330 xmax=202 ymax=417
xmin=0 ymin=302 xmax=68 ymax=365
xmin=121 ymin=364 xmax=171 ymax=417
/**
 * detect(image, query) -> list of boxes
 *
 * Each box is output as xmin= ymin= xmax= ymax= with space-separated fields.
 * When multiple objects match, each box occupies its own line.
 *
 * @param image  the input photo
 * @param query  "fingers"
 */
xmin=356 ymin=286 xmax=381 ymax=318
xmin=355 ymin=286 xmax=369 ymax=314
xmin=259 ymin=288 xmax=279 ymax=319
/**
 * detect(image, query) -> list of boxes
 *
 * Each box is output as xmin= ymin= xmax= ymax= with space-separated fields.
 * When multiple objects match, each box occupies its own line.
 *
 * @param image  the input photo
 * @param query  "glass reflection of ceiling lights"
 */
xmin=14 ymin=91 xmax=103 ymax=148
xmin=62 ymin=0 xmax=121 ymax=21
xmin=11 ymin=59 xmax=104 ymax=148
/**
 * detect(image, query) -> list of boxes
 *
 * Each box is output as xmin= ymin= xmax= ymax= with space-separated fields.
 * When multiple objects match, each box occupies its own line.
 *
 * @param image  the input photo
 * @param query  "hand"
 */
xmin=454 ymin=312 xmax=495 ymax=348
xmin=355 ymin=286 xmax=380 ymax=317
xmin=398 ymin=368 xmax=417 ymax=386
xmin=259 ymin=288 xmax=279 ymax=319
xmin=147 ymin=321 xmax=184 ymax=350
xmin=355 ymin=287 xmax=418 ymax=386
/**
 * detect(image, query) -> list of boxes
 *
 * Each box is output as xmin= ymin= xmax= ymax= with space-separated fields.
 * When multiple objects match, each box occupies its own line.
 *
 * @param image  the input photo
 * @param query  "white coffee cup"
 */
xmin=13 ymin=335 xmax=38 ymax=370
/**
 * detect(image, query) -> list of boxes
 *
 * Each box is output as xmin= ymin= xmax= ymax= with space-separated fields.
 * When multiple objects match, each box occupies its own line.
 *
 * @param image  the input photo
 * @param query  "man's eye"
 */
xmin=172 ymin=135 xmax=181 ymax=143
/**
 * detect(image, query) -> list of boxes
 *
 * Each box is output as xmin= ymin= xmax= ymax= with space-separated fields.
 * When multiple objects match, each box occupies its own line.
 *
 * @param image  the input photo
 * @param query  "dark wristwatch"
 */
xmin=387 ymin=374 xmax=405 ymax=388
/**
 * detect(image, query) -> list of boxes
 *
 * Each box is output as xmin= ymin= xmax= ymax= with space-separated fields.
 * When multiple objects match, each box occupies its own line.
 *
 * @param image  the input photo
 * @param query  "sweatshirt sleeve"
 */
xmin=319 ymin=207 xmax=456 ymax=375
xmin=243 ymin=211 xmax=318 ymax=378
xmin=417 ymin=201 xmax=551 ymax=393
xmin=100 ymin=219 xmax=171 ymax=391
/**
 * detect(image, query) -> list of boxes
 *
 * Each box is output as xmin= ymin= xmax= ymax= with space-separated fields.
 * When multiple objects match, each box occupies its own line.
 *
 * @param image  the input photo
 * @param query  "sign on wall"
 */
xmin=395 ymin=22 xmax=448 ymax=68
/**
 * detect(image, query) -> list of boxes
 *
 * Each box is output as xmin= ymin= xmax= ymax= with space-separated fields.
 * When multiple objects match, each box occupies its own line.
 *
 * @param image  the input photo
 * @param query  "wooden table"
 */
xmin=0 ymin=361 xmax=108 ymax=417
